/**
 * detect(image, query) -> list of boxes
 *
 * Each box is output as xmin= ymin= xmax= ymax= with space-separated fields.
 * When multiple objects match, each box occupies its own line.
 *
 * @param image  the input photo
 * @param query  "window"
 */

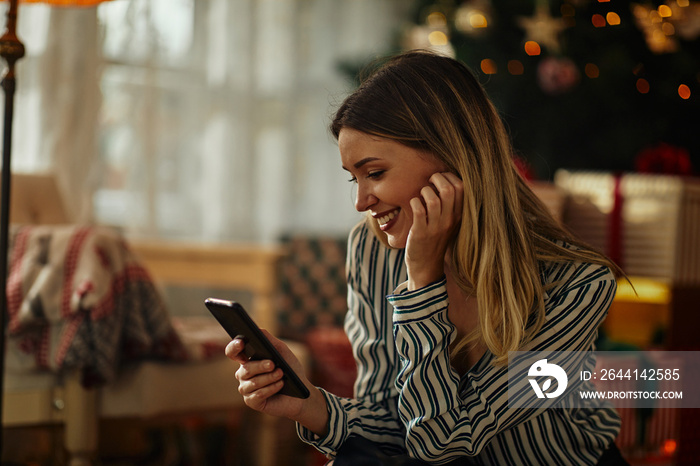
xmin=4 ymin=0 xmax=411 ymax=241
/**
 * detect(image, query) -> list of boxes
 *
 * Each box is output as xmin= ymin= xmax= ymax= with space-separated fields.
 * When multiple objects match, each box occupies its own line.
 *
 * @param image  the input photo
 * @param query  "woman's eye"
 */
xmin=347 ymin=170 xmax=384 ymax=183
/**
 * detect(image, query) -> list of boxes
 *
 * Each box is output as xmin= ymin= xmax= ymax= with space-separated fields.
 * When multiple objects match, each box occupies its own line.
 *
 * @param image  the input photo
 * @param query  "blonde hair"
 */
xmin=331 ymin=51 xmax=622 ymax=365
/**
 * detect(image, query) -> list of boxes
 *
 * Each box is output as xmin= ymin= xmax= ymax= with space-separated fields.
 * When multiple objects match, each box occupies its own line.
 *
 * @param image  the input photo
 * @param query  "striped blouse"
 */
xmin=297 ymin=221 xmax=621 ymax=465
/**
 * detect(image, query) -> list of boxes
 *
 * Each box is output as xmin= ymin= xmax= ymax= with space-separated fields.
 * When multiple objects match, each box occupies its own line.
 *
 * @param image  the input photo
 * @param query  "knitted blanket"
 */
xmin=7 ymin=225 xmax=188 ymax=387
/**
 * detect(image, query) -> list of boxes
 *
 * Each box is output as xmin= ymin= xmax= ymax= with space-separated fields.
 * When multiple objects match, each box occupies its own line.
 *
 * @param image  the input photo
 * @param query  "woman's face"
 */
xmin=339 ymin=128 xmax=448 ymax=249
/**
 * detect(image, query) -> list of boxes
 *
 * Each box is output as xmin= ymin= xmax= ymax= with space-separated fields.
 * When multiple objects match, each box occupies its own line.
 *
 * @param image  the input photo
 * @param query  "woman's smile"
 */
xmin=374 ymin=208 xmax=400 ymax=231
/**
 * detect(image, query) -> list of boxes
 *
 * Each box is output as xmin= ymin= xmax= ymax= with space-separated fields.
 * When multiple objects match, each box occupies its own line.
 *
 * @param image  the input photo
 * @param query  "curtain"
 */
xmin=4 ymin=4 xmax=101 ymax=223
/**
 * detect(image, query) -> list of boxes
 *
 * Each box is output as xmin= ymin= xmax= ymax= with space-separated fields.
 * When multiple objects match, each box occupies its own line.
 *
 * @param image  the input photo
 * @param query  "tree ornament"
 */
xmin=537 ymin=56 xmax=580 ymax=94
xmin=518 ymin=0 xmax=567 ymax=54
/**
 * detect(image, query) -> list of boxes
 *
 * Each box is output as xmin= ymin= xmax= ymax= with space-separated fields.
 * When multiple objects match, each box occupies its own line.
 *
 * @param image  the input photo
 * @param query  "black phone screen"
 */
xmin=205 ymin=298 xmax=310 ymax=399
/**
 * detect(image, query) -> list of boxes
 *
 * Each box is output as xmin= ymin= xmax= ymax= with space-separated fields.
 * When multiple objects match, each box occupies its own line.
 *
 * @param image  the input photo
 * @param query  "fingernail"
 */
xmin=264 ymin=361 xmax=273 ymax=370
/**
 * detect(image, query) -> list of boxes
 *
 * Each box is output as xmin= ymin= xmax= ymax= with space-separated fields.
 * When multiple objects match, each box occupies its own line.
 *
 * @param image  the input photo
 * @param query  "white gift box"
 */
xmin=529 ymin=181 xmax=567 ymax=224
xmin=554 ymin=170 xmax=700 ymax=285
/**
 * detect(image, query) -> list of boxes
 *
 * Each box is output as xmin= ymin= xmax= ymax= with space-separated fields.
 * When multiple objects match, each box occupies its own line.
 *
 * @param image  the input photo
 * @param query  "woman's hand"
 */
xmin=226 ymin=330 xmax=330 ymax=436
xmin=405 ymin=172 xmax=463 ymax=291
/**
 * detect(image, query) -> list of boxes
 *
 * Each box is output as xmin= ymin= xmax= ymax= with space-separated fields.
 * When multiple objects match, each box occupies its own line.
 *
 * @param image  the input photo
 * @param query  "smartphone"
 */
xmin=204 ymin=298 xmax=310 ymax=399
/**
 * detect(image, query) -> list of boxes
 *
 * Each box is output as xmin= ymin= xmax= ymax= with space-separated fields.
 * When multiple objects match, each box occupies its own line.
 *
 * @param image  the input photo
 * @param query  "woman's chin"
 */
xmin=385 ymin=234 xmax=408 ymax=250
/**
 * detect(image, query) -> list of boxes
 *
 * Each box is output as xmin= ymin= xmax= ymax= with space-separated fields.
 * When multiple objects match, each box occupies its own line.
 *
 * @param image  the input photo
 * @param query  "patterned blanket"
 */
xmin=7 ymin=225 xmax=188 ymax=387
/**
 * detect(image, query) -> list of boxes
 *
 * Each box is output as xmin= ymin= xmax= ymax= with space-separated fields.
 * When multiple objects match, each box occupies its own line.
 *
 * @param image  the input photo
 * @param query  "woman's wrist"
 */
xmin=407 ymin=263 xmax=445 ymax=291
xmin=295 ymin=386 xmax=330 ymax=437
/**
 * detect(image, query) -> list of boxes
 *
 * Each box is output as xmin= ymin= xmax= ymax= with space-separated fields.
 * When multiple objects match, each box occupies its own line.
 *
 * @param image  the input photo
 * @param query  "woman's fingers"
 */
xmin=440 ymin=172 xmax=464 ymax=216
xmin=236 ymin=358 xmax=274 ymax=380
xmin=421 ymin=185 xmax=442 ymax=219
xmin=413 ymin=172 xmax=462 ymax=231
xmin=405 ymin=172 xmax=464 ymax=291
xmin=429 ymin=172 xmax=462 ymax=219
xmin=235 ymin=358 xmax=285 ymax=409
xmin=225 ymin=338 xmax=249 ymax=364
xmin=244 ymin=379 xmax=285 ymax=402
xmin=237 ymin=366 xmax=284 ymax=395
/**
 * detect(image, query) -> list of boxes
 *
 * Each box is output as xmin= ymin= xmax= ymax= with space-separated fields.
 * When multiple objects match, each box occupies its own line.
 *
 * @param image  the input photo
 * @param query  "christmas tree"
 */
xmin=404 ymin=0 xmax=699 ymax=179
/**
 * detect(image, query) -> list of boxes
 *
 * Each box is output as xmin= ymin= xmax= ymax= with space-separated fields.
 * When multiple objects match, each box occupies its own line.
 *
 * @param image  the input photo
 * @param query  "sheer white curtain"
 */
xmin=2 ymin=0 xmax=413 ymax=242
xmin=3 ymin=4 xmax=101 ymax=223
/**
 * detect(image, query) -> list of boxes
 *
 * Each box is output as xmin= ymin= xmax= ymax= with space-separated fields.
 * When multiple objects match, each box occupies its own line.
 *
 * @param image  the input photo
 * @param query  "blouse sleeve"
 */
xmin=389 ymin=261 xmax=617 ymax=463
xmin=296 ymin=222 xmax=408 ymax=457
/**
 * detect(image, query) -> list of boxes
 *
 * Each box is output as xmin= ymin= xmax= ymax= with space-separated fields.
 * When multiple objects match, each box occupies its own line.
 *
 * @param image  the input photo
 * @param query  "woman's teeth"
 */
xmin=378 ymin=209 xmax=399 ymax=226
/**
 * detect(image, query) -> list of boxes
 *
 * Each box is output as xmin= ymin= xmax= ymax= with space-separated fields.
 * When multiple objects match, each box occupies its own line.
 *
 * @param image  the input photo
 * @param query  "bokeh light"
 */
xmin=606 ymin=12 xmax=621 ymax=25
xmin=524 ymin=41 xmax=541 ymax=56
xmin=428 ymin=30 xmax=449 ymax=46
xmin=658 ymin=5 xmax=672 ymax=18
xmin=508 ymin=60 xmax=524 ymax=75
xmin=481 ymin=59 xmax=497 ymax=74
xmin=662 ymin=439 xmax=678 ymax=456
xmin=470 ymin=13 xmax=488 ymax=29
xmin=592 ymin=14 xmax=606 ymax=28
xmin=585 ymin=63 xmax=600 ymax=78
xmin=636 ymin=78 xmax=650 ymax=94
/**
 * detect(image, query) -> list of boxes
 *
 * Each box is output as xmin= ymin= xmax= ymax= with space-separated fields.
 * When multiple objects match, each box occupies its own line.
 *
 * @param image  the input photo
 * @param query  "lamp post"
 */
xmin=0 ymin=0 xmax=25 ymax=456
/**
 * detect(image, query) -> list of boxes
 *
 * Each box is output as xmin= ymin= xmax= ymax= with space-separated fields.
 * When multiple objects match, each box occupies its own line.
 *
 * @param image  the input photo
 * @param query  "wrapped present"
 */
xmin=529 ymin=181 xmax=567 ymax=224
xmin=602 ymin=277 xmax=670 ymax=349
xmin=554 ymin=170 xmax=700 ymax=286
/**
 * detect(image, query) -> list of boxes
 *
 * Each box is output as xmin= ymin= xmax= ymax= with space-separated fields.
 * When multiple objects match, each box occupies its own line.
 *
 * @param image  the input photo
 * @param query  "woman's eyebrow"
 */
xmin=353 ymin=157 xmax=381 ymax=169
xmin=341 ymin=157 xmax=382 ymax=172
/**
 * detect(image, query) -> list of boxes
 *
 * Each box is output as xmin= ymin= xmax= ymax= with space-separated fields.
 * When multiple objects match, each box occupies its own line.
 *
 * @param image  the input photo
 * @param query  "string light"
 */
xmin=454 ymin=3 xmax=491 ymax=36
xmin=481 ymin=59 xmax=497 ymax=74
xmin=658 ymin=5 xmax=672 ymax=18
xmin=508 ymin=60 xmax=524 ymax=75
xmin=524 ymin=41 xmax=541 ymax=56
xmin=470 ymin=13 xmax=488 ymax=29
xmin=633 ymin=4 xmax=678 ymax=53
xmin=428 ymin=30 xmax=449 ymax=46
xmin=585 ymin=63 xmax=600 ymax=78
xmin=662 ymin=22 xmax=675 ymax=36
xmin=606 ymin=12 xmax=621 ymax=26
xmin=427 ymin=11 xmax=447 ymax=27
xmin=663 ymin=439 xmax=678 ymax=456
xmin=649 ymin=9 xmax=662 ymax=24
xmin=636 ymin=78 xmax=650 ymax=94
xmin=592 ymin=14 xmax=606 ymax=27
xmin=678 ymin=84 xmax=691 ymax=99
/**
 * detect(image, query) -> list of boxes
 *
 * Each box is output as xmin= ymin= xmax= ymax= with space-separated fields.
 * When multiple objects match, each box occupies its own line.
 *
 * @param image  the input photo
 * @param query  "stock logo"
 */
xmin=528 ymin=359 xmax=568 ymax=399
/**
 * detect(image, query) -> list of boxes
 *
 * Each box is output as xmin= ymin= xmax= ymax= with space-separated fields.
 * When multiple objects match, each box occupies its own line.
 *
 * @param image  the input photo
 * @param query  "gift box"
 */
xmin=555 ymin=169 xmax=700 ymax=463
xmin=529 ymin=181 xmax=567 ymax=224
xmin=554 ymin=170 xmax=700 ymax=286
xmin=555 ymin=170 xmax=700 ymax=351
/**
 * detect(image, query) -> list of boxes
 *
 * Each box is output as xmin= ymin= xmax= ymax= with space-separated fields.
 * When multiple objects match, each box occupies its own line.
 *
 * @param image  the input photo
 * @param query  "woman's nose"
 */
xmin=354 ymin=182 xmax=377 ymax=212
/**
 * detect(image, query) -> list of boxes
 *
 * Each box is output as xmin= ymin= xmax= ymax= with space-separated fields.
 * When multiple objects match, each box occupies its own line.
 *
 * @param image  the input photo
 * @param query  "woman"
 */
xmin=227 ymin=51 xmax=627 ymax=465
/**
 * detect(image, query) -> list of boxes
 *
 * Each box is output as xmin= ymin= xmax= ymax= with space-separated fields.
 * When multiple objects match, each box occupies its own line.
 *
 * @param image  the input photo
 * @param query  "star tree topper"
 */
xmin=518 ymin=0 xmax=567 ymax=54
